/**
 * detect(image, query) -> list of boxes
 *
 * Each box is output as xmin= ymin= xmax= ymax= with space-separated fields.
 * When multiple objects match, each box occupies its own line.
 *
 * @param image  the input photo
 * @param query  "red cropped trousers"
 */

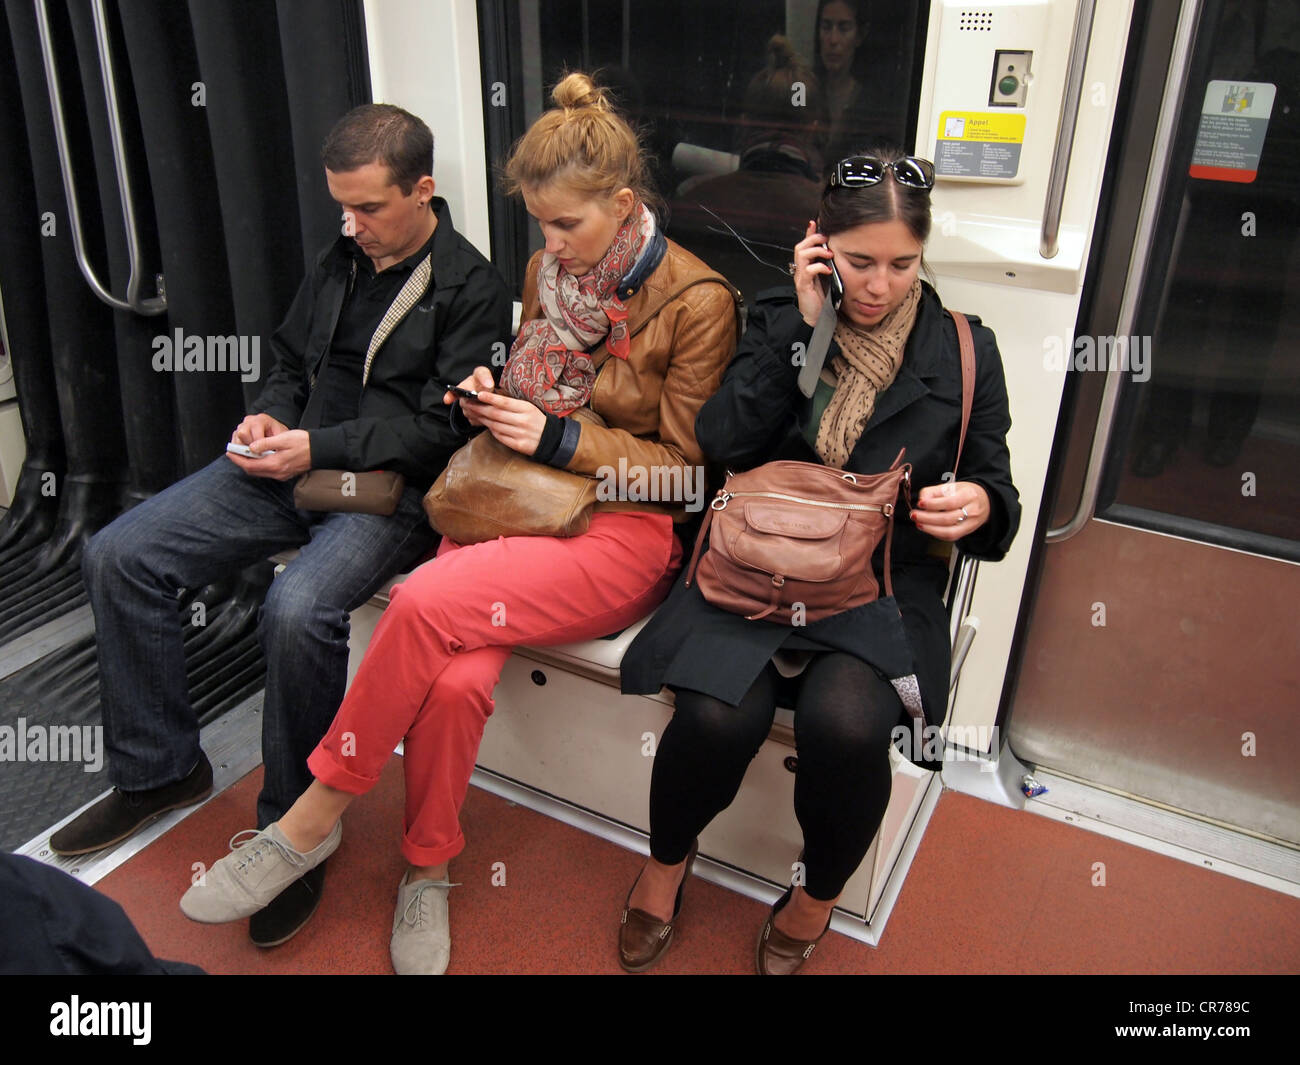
xmin=307 ymin=511 xmax=682 ymax=865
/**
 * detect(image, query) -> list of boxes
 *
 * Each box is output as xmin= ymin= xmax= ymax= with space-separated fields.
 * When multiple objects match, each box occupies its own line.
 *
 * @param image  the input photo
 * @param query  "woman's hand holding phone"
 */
xmin=442 ymin=366 xmax=496 ymax=408
xmin=792 ymin=221 xmax=839 ymax=328
xmin=447 ymin=365 xmax=546 ymax=455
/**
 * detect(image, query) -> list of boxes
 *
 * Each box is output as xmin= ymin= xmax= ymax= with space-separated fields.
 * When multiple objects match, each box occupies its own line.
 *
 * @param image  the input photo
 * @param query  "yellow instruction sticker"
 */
xmin=936 ymin=112 xmax=1026 ymax=178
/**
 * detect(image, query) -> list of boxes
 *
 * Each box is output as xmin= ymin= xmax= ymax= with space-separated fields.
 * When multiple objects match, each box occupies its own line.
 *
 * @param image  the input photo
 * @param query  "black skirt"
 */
xmin=620 ymin=554 xmax=953 ymax=756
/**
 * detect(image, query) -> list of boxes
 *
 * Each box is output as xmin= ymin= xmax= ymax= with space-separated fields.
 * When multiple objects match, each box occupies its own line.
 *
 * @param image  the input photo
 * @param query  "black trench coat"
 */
xmin=621 ymin=282 xmax=1021 ymax=752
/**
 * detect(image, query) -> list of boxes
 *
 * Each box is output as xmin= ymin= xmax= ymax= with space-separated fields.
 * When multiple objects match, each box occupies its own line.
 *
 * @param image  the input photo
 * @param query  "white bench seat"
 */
xmin=269 ymin=547 xmax=965 ymax=941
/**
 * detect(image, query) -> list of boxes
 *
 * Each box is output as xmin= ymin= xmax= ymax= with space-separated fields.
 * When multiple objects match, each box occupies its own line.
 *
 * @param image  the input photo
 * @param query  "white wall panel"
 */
xmin=362 ymin=0 xmax=493 ymax=258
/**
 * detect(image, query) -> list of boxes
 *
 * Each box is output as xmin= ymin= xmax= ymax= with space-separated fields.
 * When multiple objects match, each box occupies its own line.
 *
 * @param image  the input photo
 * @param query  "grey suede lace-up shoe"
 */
xmin=179 ymin=821 xmax=341 ymax=923
xmin=390 ymin=872 xmax=459 ymax=975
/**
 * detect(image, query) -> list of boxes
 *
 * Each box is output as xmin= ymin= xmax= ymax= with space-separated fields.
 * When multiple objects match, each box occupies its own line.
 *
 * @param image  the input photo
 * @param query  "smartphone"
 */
xmin=226 ymin=442 xmax=275 ymax=459
xmin=817 ymin=230 xmax=844 ymax=310
xmin=443 ymin=382 xmax=483 ymax=401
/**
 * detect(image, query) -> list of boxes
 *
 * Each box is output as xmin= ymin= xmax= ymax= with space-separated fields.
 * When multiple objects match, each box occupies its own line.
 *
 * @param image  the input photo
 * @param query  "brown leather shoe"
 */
xmin=50 ymin=753 xmax=213 ymax=856
xmin=756 ymin=886 xmax=832 ymax=976
xmin=618 ymin=840 xmax=699 ymax=973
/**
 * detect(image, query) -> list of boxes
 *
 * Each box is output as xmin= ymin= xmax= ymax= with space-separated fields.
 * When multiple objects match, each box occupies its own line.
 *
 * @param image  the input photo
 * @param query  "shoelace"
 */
xmin=228 ymin=828 xmax=307 ymax=876
xmin=400 ymin=880 xmax=460 ymax=929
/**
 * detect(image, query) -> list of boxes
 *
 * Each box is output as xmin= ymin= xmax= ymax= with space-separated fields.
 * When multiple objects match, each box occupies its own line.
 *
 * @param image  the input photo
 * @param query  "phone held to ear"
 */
xmin=817 ymin=231 xmax=844 ymax=310
xmin=824 ymin=258 xmax=844 ymax=310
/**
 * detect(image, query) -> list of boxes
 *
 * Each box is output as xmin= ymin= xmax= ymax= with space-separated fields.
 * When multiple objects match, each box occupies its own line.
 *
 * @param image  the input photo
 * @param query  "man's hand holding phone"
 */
xmin=792 ymin=220 xmax=843 ymax=328
xmin=227 ymin=413 xmax=311 ymax=480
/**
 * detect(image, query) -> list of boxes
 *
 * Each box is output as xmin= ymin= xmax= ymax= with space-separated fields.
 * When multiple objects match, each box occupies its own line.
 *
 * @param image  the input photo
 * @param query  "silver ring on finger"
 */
xmin=788 ymin=261 xmax=797 ymax=276
xmin=958 ymin=505 xmax=969 ymax=523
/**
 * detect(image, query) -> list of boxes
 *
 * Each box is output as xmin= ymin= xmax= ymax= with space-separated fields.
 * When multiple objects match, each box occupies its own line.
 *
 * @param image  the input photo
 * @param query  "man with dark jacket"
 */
xmin=49 ymin=105 xmax=511 ymax=946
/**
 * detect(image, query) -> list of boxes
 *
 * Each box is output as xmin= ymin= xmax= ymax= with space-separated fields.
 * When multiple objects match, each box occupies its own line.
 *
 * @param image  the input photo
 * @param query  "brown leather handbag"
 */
xmin=684 ymin=310 xmax=976 ymax=625
xmin=293 ymin=469 xmax=405 ymax=515
xmin=685 ymin=452 xmax=911 ymax=623
xmin=425 ymin=265 xmax=741 ymax=545
xmin=423 ymin=408 xmax=605 ymax=544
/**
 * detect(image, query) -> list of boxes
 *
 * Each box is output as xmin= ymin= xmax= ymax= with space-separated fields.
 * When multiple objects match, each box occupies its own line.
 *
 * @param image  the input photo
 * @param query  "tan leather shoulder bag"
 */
xmin=684 ymin=310 xmax=975 ymax=624
xmin=424 ymin=270 xmax=740 ymax=545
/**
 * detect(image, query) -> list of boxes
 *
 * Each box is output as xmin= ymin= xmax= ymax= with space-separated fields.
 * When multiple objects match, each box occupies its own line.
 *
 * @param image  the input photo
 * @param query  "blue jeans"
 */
xmin=82 ymin=457 xmax=437 ymax=825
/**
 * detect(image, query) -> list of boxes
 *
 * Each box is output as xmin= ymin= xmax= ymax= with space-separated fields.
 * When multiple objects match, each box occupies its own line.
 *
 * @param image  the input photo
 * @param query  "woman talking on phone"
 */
xmin=619 ymin=147 xmax=1021 ymax=974
xmin=178 ymin=73 xmax=739 ymax=974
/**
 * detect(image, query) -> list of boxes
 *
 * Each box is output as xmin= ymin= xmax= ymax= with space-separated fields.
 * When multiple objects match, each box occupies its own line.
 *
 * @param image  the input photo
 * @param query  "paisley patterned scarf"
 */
xmin=500 ymin=202 xmax=656 ymax=416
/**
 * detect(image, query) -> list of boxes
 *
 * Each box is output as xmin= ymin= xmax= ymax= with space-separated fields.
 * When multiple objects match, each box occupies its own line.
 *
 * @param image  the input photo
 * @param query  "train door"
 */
xmin=1007 ymin=0 xmax=1299 ymax=869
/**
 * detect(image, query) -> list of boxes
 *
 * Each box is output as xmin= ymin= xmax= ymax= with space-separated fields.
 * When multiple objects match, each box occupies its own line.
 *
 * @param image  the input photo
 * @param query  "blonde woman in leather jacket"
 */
xmin=178 ymin=73 xmax=739 ymax=975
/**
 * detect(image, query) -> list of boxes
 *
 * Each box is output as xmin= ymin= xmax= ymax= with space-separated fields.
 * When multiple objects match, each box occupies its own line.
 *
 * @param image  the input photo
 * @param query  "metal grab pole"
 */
xmin=35 ymin=0 xmax=164 ymax=316
xmin=1039 ymin=0 xmax=1097 ymax=260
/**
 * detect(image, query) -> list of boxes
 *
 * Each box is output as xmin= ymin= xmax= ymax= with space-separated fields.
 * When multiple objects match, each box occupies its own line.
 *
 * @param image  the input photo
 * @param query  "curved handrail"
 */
xmin=1047 ymin=0 xmax=1202 ymax=541
xmin=35 ymin=0 xmax=165 ymax=316
xmin=948 ymin=553 xmax=979 ymax=691
xmin=1039 ymin=0 xmax=1097 ymax=259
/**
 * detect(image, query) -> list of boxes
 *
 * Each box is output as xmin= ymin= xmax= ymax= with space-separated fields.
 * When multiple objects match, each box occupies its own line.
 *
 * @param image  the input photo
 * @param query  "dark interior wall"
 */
xmin=0 ymin=0 xmax=371 ymax=510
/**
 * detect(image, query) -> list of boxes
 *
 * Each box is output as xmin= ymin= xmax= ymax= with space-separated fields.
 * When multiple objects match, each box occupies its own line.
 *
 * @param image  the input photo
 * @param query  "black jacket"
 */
xmin=622 ymin=282 xmax=1021 ymax=739
xmin=0 ymin=853 xmax=203 ymax=974
xmin=252 ymin=198 xmax=512 ymax=489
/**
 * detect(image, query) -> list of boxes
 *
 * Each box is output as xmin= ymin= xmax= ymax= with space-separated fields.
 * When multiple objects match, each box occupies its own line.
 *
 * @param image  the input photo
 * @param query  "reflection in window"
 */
xmin=487 ymin=0 xmax=927 ymax=302
xmin=1107 ymin=2 xmax=1299 ymax=550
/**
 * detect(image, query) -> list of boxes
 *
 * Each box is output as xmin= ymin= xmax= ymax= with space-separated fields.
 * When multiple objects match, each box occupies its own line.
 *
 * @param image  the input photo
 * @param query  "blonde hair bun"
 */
xmin=503 ymin=69 xmax=657 ymax=211
xmin=551 ymin=71 xmax=608 ymax=112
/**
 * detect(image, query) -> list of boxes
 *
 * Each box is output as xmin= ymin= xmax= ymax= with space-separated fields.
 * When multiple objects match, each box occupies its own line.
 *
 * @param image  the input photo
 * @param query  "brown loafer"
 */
xmin=756 ymin=886 xmax=832 ymax=976
xmin=618 ymin=840 xmax=699 ymax=973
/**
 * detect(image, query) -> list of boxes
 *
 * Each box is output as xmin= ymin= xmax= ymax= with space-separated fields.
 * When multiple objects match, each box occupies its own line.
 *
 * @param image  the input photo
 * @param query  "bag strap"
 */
xmin=363 ymin=252 xmax=433 ymax=386
xmin=881 ymin=501 xmax=896 ymax=599
xmin=947 ymin=309 xmax=976 ymax=478
xmin=589 ymin=274 xmax=742 ymax=371
xmin=302 ymin=253 xmax=434 ymax=428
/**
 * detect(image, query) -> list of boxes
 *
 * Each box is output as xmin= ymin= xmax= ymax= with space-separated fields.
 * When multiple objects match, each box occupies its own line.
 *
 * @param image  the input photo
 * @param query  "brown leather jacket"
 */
xmin=520 ymin=239 xmax=741 ymax=520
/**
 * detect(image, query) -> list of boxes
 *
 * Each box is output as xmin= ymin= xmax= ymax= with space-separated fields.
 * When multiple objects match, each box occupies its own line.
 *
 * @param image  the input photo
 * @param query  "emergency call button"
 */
xmin=990 ymin=50 xmax=1032 ymax=108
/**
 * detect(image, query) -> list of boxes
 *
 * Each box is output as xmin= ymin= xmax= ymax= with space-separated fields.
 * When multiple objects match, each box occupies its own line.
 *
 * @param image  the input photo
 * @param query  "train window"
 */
xmin=477 ymin=0 xmax=929 ymax=301
xmin=1099 ymin=3 xmax=1299 ymax=558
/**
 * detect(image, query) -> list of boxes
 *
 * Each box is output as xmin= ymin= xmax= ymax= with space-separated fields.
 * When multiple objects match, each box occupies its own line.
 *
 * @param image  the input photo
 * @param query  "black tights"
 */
xmin=649 ymin=653 xmax=901 ymax=901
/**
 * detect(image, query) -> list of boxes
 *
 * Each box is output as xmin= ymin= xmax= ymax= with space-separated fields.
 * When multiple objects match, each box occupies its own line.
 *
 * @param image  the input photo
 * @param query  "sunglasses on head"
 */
xmin=827 ymin=155 xmax=936 ymax=191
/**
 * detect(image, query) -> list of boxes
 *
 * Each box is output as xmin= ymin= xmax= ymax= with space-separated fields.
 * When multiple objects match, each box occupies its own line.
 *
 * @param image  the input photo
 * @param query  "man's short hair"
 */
xmin=321 ymin=104 xmax=434 ymax=195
